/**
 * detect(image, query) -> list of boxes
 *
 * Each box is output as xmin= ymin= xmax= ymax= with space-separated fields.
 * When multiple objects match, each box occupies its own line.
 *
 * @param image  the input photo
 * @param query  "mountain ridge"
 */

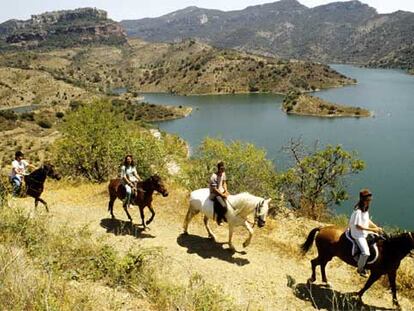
xmin=120 ymin=0 xmax=414 ymax=70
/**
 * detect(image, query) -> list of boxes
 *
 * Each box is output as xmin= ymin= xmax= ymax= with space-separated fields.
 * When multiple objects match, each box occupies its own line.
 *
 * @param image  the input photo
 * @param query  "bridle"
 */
xmin=251 ymin=200 xmax=265 ymax=228
xmin=228 ymin=197 xmax=265 ymax=227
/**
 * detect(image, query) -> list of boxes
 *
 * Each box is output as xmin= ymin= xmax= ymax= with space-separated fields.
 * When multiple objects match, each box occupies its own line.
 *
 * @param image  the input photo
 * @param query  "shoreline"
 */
xmin=283 ymin=109 xmax=372 ymax=118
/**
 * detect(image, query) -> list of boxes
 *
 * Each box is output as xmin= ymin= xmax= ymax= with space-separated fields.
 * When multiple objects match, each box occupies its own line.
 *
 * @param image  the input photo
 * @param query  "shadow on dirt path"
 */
xmin=100 ymin=218 xmax=156 ymax=239
xmin=177 ymin=233 xmax=250 ymax=266
xmin=288 ymin=277 xmax=395 ymax=311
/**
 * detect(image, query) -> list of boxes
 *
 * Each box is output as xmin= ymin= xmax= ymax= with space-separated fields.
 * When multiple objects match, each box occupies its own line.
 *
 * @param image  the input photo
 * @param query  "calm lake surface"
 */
xmin=146 ymin=65 xmax=414 ymax=229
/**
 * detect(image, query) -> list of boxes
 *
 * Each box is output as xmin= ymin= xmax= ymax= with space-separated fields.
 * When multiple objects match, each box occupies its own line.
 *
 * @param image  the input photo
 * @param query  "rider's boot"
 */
xmin=357 ymin=254 xmax=369 ymax=277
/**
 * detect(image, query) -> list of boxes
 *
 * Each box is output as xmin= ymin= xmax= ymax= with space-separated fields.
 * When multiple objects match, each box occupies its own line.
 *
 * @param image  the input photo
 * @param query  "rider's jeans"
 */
xmin=10 ymin=176 xmax=22 ymax=197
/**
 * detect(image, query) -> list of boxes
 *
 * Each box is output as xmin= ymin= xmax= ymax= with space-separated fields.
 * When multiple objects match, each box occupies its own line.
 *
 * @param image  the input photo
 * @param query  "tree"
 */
xmin=278 ymin=139 xmax=365 ymax=219
xmin=54 ymin=100 xmax=131 ymax=181
xmin=54 ymin=100 xmax=168 ymax=182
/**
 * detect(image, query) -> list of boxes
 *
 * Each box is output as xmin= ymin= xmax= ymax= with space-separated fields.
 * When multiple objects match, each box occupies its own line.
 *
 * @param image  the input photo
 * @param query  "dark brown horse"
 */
xmin=301 ymin=226 xmax=414 ymax=307
xmin=108 ymin=175 xmax=168 ymax=228
xmin=25 ymin=164 xmax=61 ymax=212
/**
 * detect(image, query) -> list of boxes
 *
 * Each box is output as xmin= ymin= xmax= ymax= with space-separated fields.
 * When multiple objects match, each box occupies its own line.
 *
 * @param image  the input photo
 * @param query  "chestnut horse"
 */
xmin=25 ymin=164 xmax=61 ymax=212
xmin=107 ymin=175 xmax=168 ymax=228
xmin=301 ymin=226 xmax=414 ymax=307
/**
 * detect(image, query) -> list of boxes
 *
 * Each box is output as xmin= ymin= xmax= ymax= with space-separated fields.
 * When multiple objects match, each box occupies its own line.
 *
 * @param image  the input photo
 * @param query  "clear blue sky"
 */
xmin=0 ymin=0 xmax=413 ymax=23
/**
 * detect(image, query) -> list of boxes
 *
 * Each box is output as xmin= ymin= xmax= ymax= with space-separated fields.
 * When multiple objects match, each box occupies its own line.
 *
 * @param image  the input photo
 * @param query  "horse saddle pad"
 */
xmin=345 ymin=229 xmax=379 ymax=264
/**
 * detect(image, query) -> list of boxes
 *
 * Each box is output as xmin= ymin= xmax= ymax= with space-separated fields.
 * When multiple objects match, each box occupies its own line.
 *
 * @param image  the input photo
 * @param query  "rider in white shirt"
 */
xmin=349 ymin=189 xmax=383 ymax=277
xmin=120 ymin=154 xmax=142 ymax=208
xmin=10 ymin=151 xmax=34 ymax=197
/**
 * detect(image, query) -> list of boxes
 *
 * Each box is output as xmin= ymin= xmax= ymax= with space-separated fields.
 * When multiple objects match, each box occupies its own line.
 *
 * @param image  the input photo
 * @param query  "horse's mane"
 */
xmin=28 ymin=166 xmax=44 ymax=179
xmin=229 ymin=192 xmax=262 ymax=215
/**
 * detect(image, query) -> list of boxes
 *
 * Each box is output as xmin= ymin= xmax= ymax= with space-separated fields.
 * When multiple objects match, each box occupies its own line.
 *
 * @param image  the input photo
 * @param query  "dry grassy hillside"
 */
xmin=3 ymin=181 xmax=413 ymax=310
xmin=0 ymin=39 xmax=355 ymax=102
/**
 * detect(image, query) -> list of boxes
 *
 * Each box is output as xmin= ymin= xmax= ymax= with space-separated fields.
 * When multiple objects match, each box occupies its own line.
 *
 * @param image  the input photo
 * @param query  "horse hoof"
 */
xmin=307 ymin=278 xmax=315 ymax=285
xmin=392 ymin=299 xmax=401 ymax=309
xmin=323 ymin=282 xmax=332 ymax=289
xmin=242 ymin=241 xmax=250 ymax=248
xmin=146 ymin=220 xmax=153 ymax=225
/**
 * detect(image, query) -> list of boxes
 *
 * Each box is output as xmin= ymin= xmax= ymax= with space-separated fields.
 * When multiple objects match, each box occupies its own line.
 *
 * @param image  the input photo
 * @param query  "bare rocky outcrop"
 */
xmin=0 ymin=8 xmax=126 ymax=48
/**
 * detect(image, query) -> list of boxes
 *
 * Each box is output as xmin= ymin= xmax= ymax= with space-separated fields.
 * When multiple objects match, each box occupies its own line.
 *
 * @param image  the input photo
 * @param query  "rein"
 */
xmin=247 ymin=200 xmax=264 ymax=228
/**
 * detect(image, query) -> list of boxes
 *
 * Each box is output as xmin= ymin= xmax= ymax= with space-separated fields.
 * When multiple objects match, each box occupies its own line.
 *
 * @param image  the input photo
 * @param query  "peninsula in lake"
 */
xmin=282 ymin=90 xmax=371 ymax=118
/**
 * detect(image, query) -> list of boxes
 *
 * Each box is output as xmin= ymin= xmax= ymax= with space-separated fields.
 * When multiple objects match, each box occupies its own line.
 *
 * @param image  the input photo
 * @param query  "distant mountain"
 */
xmin=121 ymin=0 xmax=414 ymax=70
xmin=0 ymin=8 xmax=127 ymax=50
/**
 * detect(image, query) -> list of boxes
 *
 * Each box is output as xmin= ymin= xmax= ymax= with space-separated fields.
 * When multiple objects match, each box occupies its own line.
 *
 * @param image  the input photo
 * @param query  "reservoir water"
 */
xmin=146 ymin=65 xmax=414 ymax=229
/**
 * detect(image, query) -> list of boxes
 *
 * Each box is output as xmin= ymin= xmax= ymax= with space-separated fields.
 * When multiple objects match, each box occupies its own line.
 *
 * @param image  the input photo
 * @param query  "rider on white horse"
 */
xmin=209 ymin=161 xmax=229 ymax=225
xmin=184 ymin=187 xmax=271 ymax=251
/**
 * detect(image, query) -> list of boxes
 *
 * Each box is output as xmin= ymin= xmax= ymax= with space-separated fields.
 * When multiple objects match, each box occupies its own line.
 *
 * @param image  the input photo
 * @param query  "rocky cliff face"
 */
xmin=0 ymin=8 xmax=126 ymax=49
xmin=121 ymin=0 xmax=414 ymax=70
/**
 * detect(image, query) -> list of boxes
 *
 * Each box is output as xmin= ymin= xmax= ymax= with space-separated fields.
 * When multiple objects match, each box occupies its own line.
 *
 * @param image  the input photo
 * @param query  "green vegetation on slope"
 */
xmin=0 ymin=203 xmax=237 ymax=310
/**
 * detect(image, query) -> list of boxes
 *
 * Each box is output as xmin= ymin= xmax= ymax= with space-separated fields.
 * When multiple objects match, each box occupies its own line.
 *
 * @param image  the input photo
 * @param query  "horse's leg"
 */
xmin=320 ymin=258 xmax=332 ymax=285
xmin=123 ymin=203 xmax=133 ymax=222
xmin=228 ymin=224 xmax=236 ymax=251
xmin=183 ymin=204 xmax=199 ymax=234
xmin=108 ymin=198 xmax=116 ymax=219
xmin=357 ymin=271 xmax=382 ymax=301
xmin=203 ymin=215 xmax=217 ymax=241
xmin=36 ymin=197 xmax=49 ymax=212
xmin=308 ymin=257 xmax=320 ymax=283
xmin=388 ymin=270 xmax=400 ymax=307
xmin=139 ymin=206 xmax=146 ymax=228
xmin=242 ymin=221 xmax=253 ymax=248
xmin=145 ymin=205 xmax=155 ymax=226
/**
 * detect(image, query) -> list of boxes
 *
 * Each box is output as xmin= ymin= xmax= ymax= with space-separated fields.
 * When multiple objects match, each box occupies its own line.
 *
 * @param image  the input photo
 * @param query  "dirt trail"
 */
xmin=12 ymin=182 xmax=414 ymax=310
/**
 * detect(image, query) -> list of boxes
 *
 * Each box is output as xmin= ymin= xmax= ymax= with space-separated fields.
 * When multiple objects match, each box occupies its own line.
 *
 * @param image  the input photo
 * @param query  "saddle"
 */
xmin=121 ymin=181 xmax=143 ymax=199
xmin=212 ymin=197 xmax=227 ymax=225
xmin=345 ymin=229 xmax=383 ymax=264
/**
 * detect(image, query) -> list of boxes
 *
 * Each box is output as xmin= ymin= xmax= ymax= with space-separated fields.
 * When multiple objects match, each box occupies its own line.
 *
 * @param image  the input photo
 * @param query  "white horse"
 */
xmin=183 ymin=188 xmax=271 ymax=251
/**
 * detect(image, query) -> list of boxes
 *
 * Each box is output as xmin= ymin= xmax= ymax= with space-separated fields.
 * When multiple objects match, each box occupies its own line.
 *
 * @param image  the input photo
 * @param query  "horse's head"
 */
xmin=43 ymin=164 xmax=61 ymax=181
xmin=150 ymin=175 xmax=168 ymax=197
xmin=255 ymin=198 xmax=271 ymax=228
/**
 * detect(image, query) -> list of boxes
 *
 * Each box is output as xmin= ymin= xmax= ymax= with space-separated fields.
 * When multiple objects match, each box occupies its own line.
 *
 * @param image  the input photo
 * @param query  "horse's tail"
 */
xmin=301 ymin=227 xmax=321 ymax=254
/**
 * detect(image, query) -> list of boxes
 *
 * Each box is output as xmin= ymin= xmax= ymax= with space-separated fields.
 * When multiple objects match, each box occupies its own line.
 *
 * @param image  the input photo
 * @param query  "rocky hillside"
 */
xmin=0 ymin=39 xmax=354 ymax=99
xmin=0 ymin=8 xmax=126 ymax=49
xmin=121 ymin=0 xmax=414 ymax=70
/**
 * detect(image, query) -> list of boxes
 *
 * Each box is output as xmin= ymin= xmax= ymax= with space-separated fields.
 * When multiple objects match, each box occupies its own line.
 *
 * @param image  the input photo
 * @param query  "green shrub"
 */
xmin=36 ymin=118 xmax=53 ymax=128
xmin=0 ymin=110 xmax=18 ymax=121
xmin=54 ymin=100 xmax=168 ymax=182
xmin=20 ymin=112 xmax=35 ymax=121
xmin=182 ymin=138 xmax=278 ymax=199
